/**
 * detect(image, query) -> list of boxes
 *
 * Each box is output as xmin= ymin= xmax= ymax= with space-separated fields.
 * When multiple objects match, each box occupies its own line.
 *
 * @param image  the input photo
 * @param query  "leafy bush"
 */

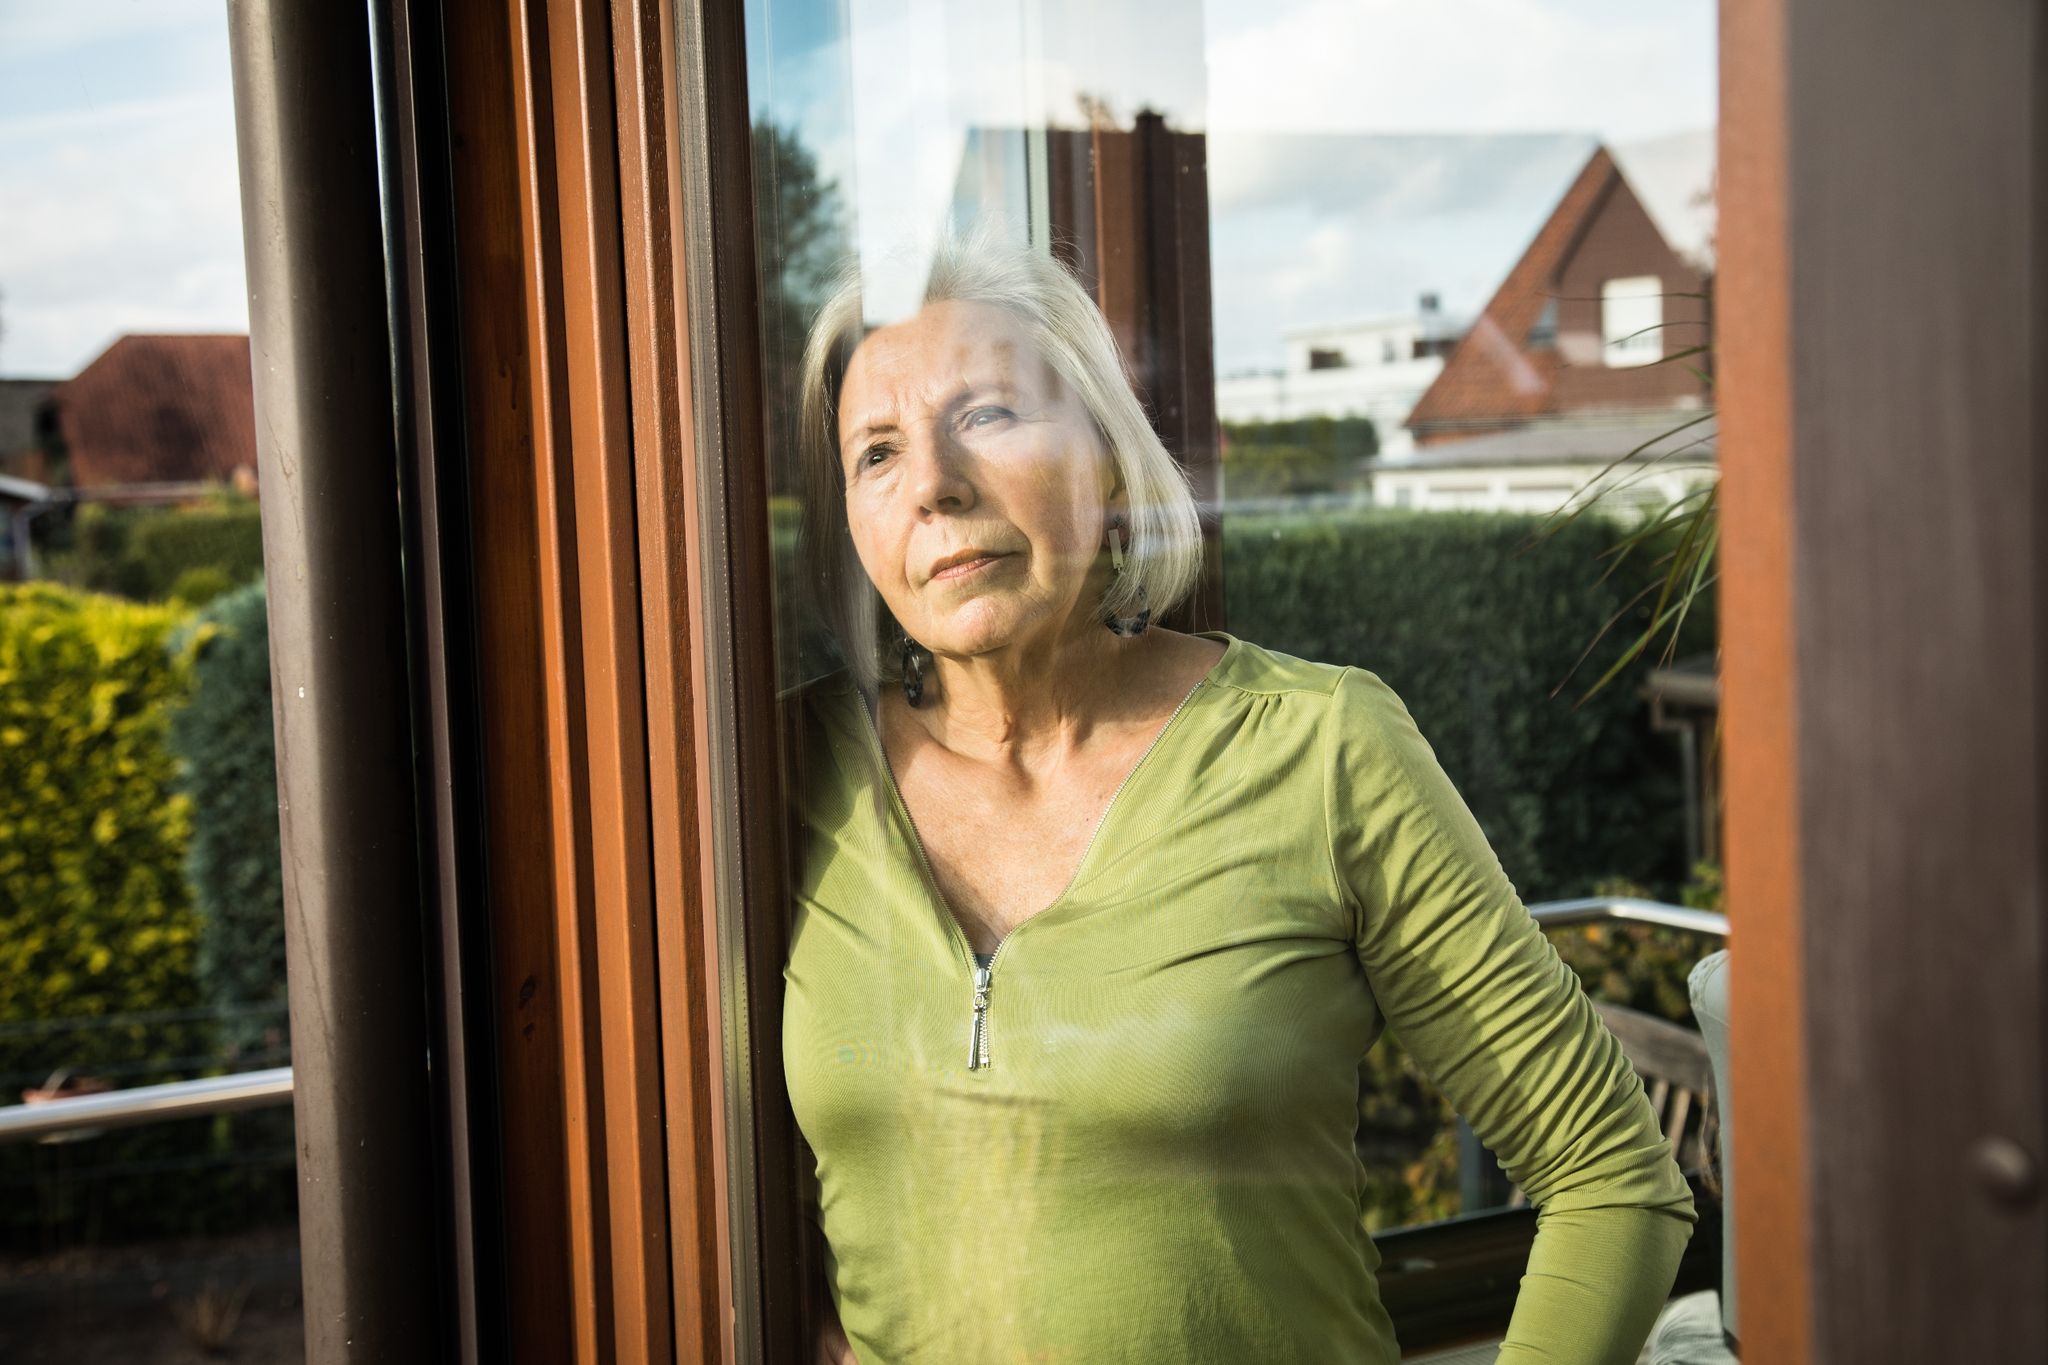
xmin=169 ymin=582 xmax=287 ymax=1060
xmin=0 ymin=583 xmax=295 ymax=1250
xmin=1221 ymin=416 xmax=1379 ymax=500
xmin=40 ymin=495 xmax=264 ymax=604
xmin=131 ymin=499 xmax=265 ymax=597
xmin=169 ymin=566 xmax=236 ymax=608
xmin=1224 ymin=508 xmax=1714 ymax=902
xmin=1550 ymin=864 xmax=1727 ymax=1027
xmin=0 ymin=584 xmax=202 ymax=1051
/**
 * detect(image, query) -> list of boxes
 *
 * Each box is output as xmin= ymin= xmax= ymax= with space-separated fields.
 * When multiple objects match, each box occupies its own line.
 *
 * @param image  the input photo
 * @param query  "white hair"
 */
xmin=796 ymin=227 xmax=1205 ymax=685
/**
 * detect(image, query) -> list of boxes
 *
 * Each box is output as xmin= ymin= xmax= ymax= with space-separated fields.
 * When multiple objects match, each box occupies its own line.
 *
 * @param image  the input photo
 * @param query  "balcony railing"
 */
xmin=0 ymin=1065 xmax=293 ymax=1145
xmin=0 ymin=898 xmax=1726 ymax=1148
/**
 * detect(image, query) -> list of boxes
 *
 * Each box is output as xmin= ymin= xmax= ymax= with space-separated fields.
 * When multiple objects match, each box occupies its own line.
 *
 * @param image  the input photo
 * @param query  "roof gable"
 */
xmin=1406 ymin=147 xmax=1708 ymax=439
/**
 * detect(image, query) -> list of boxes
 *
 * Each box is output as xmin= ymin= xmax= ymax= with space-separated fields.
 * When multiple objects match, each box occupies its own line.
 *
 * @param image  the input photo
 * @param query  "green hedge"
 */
xmin=170 ymin=582 xmax=287 ymax=1061
xmin=0 ymin=584 xmax=201 ymax=1046
xmin=1224 ymin=508 xmax=1712 ymax=902
xmin=42 ymin=496 xmax=265 ymax=604
xmin=1221 ymin=416 xmax=1379 ymax=499
xmin=0 ymin=582 xmax=294 ymax=1249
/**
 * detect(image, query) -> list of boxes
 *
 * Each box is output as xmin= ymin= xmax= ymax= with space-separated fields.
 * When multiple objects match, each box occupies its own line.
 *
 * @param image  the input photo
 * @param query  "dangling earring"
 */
xmin=900 ymin=636 xmax=927 ymax=707
xmin=1102 ymin=514 xmax=1152 ymax=638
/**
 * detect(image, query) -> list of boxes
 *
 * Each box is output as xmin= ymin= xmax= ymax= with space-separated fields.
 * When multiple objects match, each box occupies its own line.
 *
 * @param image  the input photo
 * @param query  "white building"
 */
xmin=1215 ymin=311 xmax=1450 ymax=458
xmin=1369 ymin=415 xmax=1716 ymax=520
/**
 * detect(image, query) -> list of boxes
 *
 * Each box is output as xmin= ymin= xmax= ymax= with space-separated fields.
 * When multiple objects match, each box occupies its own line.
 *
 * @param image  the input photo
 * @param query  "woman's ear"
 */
xmin=1096 ymin=426 xmax=1126 ymax=503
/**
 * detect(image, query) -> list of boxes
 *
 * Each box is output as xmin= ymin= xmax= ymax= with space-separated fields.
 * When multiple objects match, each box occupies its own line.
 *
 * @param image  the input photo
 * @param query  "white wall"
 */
xmin=1371 ymin=461 xmax=1714 ymax=518
xmin=1215 ymin=355 xmax=1443 ymax=456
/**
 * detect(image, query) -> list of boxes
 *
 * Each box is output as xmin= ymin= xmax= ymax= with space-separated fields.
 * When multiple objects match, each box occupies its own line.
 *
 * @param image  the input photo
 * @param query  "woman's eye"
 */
xmin=965 ymin=406 xmax=1012 ymax=429
xmin=860 ymin=444 xmax=893 ymax=469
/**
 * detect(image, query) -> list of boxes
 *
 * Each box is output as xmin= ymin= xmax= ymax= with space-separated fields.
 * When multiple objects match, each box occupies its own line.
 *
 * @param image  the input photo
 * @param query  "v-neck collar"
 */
xmin=859 ymin=632 xmax=1242 ymax=965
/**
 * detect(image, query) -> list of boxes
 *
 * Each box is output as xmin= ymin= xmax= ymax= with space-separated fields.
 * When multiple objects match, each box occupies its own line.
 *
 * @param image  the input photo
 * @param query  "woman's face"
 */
xmin=836 ymin=299 xmax=1115 ymax=661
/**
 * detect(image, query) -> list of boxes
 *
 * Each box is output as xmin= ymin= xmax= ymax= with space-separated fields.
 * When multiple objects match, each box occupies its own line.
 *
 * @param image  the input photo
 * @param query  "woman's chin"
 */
xmin=916 ymin=600 xmax=1046 ymax=660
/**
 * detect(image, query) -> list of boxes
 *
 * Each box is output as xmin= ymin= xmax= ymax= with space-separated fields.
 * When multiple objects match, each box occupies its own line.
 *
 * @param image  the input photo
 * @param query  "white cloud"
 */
xmin=1205 ymin=0 xmax=1715 ymax=140
xmin=1206 ymin=132 xmax=1600 ymax=372
xmin=0 ymin=2 xmax=246 ymax=376
xmin=0 ymin=1 xmax=224 ymax=66
xmin=0 ymin=0 xmax=1716 ymax=381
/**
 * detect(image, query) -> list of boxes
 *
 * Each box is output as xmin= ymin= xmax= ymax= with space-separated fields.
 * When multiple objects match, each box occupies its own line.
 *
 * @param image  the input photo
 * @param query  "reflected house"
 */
xmin=1379 ymin=141 xmax=1716 ymax=516
xmin=1214 ymin=305 xmax=1455 ymax=460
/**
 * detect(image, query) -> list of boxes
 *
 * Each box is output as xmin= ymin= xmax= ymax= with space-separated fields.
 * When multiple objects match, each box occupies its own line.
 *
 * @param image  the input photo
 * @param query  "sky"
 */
xmin=0 ymin=1 xmax=245 ymax=378
xmin=0 ymin=0 xmax=1715 ymax=378
xmin=753 ymin=0 xmax=1716 ymax=368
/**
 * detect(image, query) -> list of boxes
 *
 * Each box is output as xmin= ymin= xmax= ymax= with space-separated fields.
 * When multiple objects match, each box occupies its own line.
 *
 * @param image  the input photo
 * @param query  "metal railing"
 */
xmin=1529 ymin=895 xmax=1728 ymax=939
xmin=0 ymin=900 xmax=1724 ymax=1147
xmin=0 ymin=1066 xmax=293 ymax=1146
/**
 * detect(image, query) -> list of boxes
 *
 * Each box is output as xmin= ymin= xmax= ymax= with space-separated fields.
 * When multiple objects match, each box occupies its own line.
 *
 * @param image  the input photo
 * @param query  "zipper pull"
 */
xmin=967 ymin=965 xmax=992 ymax=1070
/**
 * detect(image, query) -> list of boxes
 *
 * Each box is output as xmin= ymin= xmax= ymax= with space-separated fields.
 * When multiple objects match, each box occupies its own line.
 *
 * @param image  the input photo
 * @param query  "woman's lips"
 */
xmin=929 ymin=553 xmax=1008 ymax=582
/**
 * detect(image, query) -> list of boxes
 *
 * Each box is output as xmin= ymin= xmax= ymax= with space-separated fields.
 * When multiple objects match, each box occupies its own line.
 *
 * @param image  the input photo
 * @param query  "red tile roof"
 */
xmin=48 ymin=334 xmax=257 ymax=489
xmin=1406 ymin=147 xmax=1708 ymax=441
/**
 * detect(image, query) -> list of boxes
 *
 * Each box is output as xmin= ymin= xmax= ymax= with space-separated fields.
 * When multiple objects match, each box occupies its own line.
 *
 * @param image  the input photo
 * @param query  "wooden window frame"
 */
xmin=1721 ymin=1 xmax=2048 ymax=1359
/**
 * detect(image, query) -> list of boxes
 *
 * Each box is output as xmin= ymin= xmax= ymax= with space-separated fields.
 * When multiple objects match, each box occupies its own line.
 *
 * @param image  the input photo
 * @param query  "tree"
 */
xmin=752 ymin=120 xmax=852 ymax=497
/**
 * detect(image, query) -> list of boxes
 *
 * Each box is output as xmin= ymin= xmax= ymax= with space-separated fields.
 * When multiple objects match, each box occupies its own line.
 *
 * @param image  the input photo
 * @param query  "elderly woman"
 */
xmin=783 ymin=233 xmax=1694 ymax=1364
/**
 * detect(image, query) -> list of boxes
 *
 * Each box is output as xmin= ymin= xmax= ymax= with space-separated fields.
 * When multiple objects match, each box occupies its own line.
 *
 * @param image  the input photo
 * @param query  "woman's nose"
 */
xmin=904 ymin=429 xmax=976 ymax=516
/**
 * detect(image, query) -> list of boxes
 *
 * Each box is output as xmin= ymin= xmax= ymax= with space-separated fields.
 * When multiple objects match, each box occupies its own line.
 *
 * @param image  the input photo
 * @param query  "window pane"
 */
xmin=742 ymin=0 xmax=1724 ymax=1353
xmin=0 ymin=5 xmax=298 ymax=1359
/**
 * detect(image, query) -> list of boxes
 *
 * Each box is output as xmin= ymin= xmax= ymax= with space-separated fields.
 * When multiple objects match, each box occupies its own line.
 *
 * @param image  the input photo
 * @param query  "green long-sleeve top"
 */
xmin=784 ymin=634 xmax=1695 ymax=1362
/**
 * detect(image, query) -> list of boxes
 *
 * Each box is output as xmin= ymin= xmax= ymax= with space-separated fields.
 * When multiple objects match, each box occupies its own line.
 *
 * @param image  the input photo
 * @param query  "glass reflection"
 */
xmin=743 ymin=2 xmax=1724 ymax=1358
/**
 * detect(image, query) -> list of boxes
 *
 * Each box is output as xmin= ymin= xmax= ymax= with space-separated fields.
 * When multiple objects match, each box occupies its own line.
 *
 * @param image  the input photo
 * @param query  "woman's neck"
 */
xmin=911 ymin=620 xmax=1148 ymax=768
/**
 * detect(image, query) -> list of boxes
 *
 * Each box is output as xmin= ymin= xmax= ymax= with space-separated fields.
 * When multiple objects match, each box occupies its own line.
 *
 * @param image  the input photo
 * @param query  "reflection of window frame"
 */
xmin=1044 ymin=114 xmax=1225 ymax=627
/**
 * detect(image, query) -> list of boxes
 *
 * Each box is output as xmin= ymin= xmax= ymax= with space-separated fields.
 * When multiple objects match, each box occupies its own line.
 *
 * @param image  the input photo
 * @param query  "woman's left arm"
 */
xmin=1325 ymin=668 xmax=1696 ymax=1364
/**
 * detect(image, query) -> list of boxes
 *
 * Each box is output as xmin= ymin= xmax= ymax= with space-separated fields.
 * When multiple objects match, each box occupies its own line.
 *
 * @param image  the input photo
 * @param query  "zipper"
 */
xmin=968 ymin=964 xmax=993 ymax=1069
xmin=856 ymin=666 xmax=1212 ymax=1072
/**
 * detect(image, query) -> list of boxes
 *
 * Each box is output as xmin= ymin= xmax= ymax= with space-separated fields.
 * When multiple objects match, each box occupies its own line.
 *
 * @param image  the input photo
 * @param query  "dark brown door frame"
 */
xmin=1721 ymin=1 xmax=2048 ymax=1359
xmin=226 ymin=0 xmax=448 ymax=1359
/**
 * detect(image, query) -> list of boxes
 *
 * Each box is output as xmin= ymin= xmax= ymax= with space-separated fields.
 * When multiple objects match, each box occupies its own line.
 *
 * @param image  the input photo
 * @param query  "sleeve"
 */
xmin=1325 ymin=667 xmax=1696 ymax=1364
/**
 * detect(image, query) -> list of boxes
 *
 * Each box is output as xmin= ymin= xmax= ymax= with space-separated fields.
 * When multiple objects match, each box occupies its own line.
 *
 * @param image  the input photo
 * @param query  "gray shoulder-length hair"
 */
xmin=796 ymin=229 xmax=1204 ymax=686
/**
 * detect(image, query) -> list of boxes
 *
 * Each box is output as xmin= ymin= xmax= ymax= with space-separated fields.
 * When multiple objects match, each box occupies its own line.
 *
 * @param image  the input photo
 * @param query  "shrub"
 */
xmin=0 ymin=584 xmax=202 ymax=1051
xmin=1221 ymin=416 xmax=1380 ymax=501
xmin=0 ymin=582 xmax=295 ymax=1250
xmin=169 ymin=566 xmax=236 ymax=608
xmin=40 ymin=495 xmax=264 ymax=604
xmin=1550 ymin=864 xmax=1728 ymax=1027
xmin=169 ymin=582 xmax=287 ymax=1060
xmin=130 ymin=499 xmax=265 ymax=598
xmin=1223 ymin=508 xmax=1713 ymax=902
